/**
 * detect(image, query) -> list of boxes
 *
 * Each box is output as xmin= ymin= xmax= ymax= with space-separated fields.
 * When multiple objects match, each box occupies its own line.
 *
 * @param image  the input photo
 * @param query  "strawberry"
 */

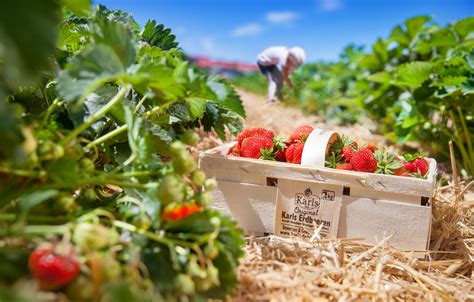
xmin=330 ymin=135 xmax=357 ymax=157
xmin=285 ymin=142 xmax=305 ymax=164
xmin=240 ymin=137 xmax=274 ymax=159
xmin=403 ymin=158 xmax=429 ymax=176
xmin=227 ymin=143 xmax=240 ymax=157
xmin=273 ymin=135 xmax=289 ymax=162
xmin=290 ymin=124 xmax=313 ymax=143
xmin=351 ymin=141 xmax=359 ymax=149
xmin=29 ymin=246 xmax=80 ymax=291
xmin=341 ymin=146 xmax=355 ymax=163
xmin=237 ymin=128 xmax=274 ymax=145
xmin=350 ymin=148 xmax=377 ymax=173
xmin=393 ymin=156 xmax=404 ymax=175
xmin=400 ymin=172 xmax=412 ymax=177
xmin=336 ymin=163 xmax=353 ymax=170
xmin=366 ymin=143 xmax=376 ymax=153
xmin=162 ymin=204 xmax=201 ymax=221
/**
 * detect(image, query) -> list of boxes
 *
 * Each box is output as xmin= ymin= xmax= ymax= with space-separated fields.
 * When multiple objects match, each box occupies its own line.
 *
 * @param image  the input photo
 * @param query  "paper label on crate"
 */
xmin=274 ymin=179 xmax=342 ymax=239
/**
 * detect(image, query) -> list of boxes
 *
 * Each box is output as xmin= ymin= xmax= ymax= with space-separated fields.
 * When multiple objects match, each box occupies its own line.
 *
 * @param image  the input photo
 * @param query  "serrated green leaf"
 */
xmin=389 ymin=25 xmax=410 ymax=46
xmin=405 ymin=15 xmax=431 ymax=38
xmin=207 ymin=78 xmax=246 ymax=117
xmin=367 ymin=71 xmax=392 ymax=84
xmin=185 ymin=97 xmax=207 ymax=119
xmin=141 ymin=20 xmax=179 ymax=50
xmin=61 ymin=0 xmax=91 ymax=16
xmin=431 ymin=76 xmax=468 ymax=87
xmin=394 ymin=61 xmax=433 ymax=89
xmin=453 ymin=16 xmax=474 ymax=39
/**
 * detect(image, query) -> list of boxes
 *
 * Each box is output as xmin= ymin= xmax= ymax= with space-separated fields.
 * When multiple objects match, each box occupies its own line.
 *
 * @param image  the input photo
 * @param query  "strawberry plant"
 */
xmin=0 ymin=2 xmax=245 ymax=301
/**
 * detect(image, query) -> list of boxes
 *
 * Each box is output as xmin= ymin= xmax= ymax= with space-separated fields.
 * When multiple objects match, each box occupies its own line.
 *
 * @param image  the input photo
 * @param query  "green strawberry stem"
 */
xmin=61 ymin=85 xmax=130 ymax=145
xmin=85 ymin=99 xmax=178 ymax=150
xmin=0 ymin=166 xmax=47 ymax=178
xmin=0 ymin=214 xmax=71 ymax=224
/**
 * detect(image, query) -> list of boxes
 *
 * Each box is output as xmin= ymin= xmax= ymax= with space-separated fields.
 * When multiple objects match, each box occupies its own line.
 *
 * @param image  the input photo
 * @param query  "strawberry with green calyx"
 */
xmin=273 ymin=134 xmax=290 ymax=162
xmin=240 ymin=136 xmax=274 ymax=159
xmin=336 ymin=163 xmax=353 ymax=170
xmin=227 ymin=143 xmax=240 ymax=156
xmin=403 ymin=153 xmax=429 ymax=176
xmin=325 ymin=151 xmax=344 ymax=168
xmin=237 ymin=128 xmax=274 ymax=145
xmin=290 ymin=124 xmax=314 ymax=143
xmin=162 ymin=203 xmax=202 ymax=221
xmin=29 ymin=245 xmax=80 ymax=291
xmin=285 ymin=142 xmax=305 ymax=164
xmin=375 ymin=149 xmax=404 ymax=175
xmin=350 ymin=148 xmax=378 ymax=173
xmin=330 ymin=134 xmax=358 ymax=157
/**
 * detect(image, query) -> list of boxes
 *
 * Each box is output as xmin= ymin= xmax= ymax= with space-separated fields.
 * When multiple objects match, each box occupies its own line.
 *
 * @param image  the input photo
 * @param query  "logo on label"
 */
xmin=295 ymin=187 xmax=320 ymax=212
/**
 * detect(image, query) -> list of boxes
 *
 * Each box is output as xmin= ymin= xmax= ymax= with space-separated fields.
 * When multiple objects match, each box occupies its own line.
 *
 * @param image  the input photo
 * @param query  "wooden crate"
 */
xmin=199 ymin=143 xmax=437 ymax=251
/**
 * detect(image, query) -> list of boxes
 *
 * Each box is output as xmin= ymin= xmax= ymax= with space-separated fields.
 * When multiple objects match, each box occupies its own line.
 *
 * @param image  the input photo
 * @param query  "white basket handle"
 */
xmin=301 ymin=128 xmax=339 ymax=167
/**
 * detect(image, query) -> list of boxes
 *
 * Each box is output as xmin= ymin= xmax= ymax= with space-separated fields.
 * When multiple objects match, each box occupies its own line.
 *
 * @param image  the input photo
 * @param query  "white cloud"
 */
xmin=265 ymin=11 xmax=299 ymax=24
xmin=231 ymin=23 xmax=264 ymax=37
xmin=317 ymin=0 xmax=344 ymax=12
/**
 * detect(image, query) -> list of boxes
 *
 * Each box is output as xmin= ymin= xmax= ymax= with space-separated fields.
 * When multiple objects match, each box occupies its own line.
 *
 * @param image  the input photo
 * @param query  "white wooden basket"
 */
xmin=199 ymin=139 xmax=437 ymax=251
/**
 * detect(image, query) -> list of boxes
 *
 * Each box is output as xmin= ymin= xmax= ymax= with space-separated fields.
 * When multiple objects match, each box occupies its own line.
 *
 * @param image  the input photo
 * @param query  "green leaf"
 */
xmin=57 ymin=22 xmax=84 ymax=53
xmin=367 ymin=71 xmax=392 ymax=84
xmin=389 ymin=25 xmax=410 ymax=46
xmin=404 ymin=16 xmax=431 ymax=38
xmin=453 ymin=16 xmax=474 ymax=39
xmin=401 ymin=115 xmax=419 ymax=129
xmin=394 ymin=61 xmax=433 ymax=89
xmin=61 ymin=0 xmax=91 ymax=16
xmin=0 ymin=0 xmax=60 ymax=86
xmin=141 ymin=20 xmax=179 ymax=50
xmin=0 ymin=102 xmax=25 ymax=162
xmin=57 ymin=44 xmax=124 ymax=102
xmin=206 ymin=78 xmax=246 ymax=117
xmin=46 ymin=158 xmax=80 ymax=186
xmin=19 ymin=190 xmax=58 ymax=212
xmin=185 ymin=97 xmax=207 ymax=119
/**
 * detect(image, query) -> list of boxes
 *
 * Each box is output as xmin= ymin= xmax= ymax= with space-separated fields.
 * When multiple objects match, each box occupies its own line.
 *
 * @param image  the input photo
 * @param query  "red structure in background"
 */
xmin=190 ymin=56 xmax=259 ymax=77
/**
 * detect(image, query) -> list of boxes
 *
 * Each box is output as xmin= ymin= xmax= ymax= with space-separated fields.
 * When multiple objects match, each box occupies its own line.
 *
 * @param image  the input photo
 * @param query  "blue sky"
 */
xmin=98 ymin=0 xmax=473 ymax=63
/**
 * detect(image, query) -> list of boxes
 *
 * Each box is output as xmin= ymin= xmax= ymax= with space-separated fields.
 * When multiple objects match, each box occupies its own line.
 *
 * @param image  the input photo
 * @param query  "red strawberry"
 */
xmin=400 ymin=172 xmax=412 ymax=177
xmin=340 ymin=146 xmax=355 ymax=163
xmin=29 ymin=246 xmax=80 ymax=291
xmin=273 ymin=135 xmax=289 ymax=162
xmin=237 ymin=128 xmax=274 ymax=145
xmin=350 ymin=148 xmax=377 ymax=173
xmin=162 ymin=204 xmax=201 ymax=221
xmin=366 ymin=143 xmax=376 ymax=153
xmin=403 ymin=158 xmax=429 ymax=176
xmin=393 ymin=156 xmax=404 ymax=175
xmin=290 ymin=124 xmax=313 ymax=143
xmin=275 ymin=150 xmax=286 ymax=162
xmin=240 ymin=137 xmax=274 ymax=159
xmin=336 ymin=163 xmax=353 ymax=170
xmin=285 ymin=142 xmax=305 ymax=164
xmin=227 ymin=143 xmax=240 ymax=156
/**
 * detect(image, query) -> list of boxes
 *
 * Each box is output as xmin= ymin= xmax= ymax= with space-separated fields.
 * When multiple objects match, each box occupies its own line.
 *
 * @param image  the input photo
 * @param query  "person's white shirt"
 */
xmin=257 ymin=46 xmax=289 ymax=66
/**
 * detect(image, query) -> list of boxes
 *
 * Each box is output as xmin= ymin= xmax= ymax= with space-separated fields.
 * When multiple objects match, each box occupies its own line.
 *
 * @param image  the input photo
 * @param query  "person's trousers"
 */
xmin=258 ymin=63 xmax=283 ymax=102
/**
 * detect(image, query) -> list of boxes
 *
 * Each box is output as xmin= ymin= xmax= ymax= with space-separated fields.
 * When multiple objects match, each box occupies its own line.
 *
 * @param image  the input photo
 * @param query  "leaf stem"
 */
xmin=133 ymin=94 xmax=148 ymax=113
xmin=0 ymin=166 xmax=46 ymax=178
xmin=61 ymin=85 xmax=129 ymax=145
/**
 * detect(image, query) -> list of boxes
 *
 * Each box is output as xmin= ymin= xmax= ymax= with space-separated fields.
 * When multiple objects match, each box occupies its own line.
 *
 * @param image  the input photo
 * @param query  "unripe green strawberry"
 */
xmin=172 ymin=152 xmax=197 ymax=175
xmin=157 ymin=174 xmax=185 ymax=205
xmin=38 ymin=141 xmax=64 ymax=160
xmin=175 ymin=274 xmax=195 ymax=295
xmin=180 ymin=130 xmax=200 ymax=146
xmin=65 ymin=275 xmax=94 ymax=301
xmin=80 ymin=188 xmax=97 ymax=203
xmin=195 ymin=191 xmax=212 ymax=206
xmin=191 ymin=171 xmax=206 ymax=186
xmin=79 ymin=158 xmax=95 ymax=173
xmin=170 ymin=141 xmax=186 ymax=156
xmin=53 ymin=195 xmax=77 ymax=214
xmin=73 ymin=223 xmax=119 ymax=251
xmin=204 ymin=178 xmax=217 ymax=191
xmin=132 ymin=214 xmax=152 ymax=230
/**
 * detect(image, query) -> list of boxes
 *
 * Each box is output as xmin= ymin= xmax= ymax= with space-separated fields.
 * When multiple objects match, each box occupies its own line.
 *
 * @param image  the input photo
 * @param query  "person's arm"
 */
xmin=282 ymin=64 xmax=293 ymax=89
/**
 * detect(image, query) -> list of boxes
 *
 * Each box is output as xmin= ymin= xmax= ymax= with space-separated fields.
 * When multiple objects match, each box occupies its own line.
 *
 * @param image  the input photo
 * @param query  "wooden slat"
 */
xmin=199 ymin=151 xmax=437 ymax=196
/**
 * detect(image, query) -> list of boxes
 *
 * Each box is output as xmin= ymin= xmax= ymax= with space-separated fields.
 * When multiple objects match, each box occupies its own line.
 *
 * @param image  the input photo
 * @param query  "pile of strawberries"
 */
xmin=228 ymin=125 xmax=430 ymax=178
xmin=228 ymin=124 xmax=314 ymax=164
